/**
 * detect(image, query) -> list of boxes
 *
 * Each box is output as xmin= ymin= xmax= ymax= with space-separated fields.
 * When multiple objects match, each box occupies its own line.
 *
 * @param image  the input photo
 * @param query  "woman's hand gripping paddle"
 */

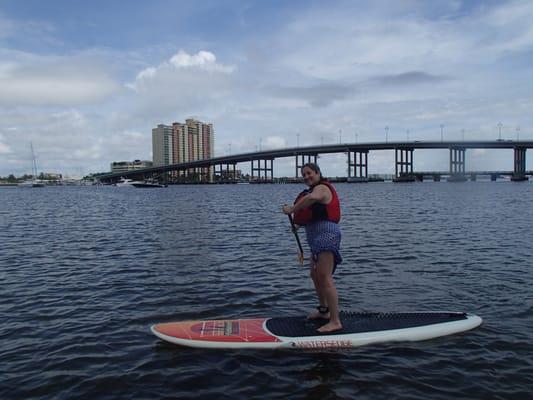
xmin=288 ymin=214 xmax=305 ymax=266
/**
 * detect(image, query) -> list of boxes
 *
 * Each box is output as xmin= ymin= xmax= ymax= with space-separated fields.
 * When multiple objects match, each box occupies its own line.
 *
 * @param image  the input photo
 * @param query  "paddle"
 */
xmin=287 ymin=214 xmax=305 ymax=265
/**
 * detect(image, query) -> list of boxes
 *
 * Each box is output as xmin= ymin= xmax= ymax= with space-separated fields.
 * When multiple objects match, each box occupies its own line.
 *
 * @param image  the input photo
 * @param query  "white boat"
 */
xmin=114 ymin=178 xmax=143 ymax=187
xmin=132 ymin=181 xmax=167 ymax=188
xmin=18 ymin=180 xmax=45 ymax=188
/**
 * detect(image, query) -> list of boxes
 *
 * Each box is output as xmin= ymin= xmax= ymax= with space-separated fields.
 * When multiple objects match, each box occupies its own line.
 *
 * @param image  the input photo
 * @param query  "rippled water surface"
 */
xmin=1 ymin=182 xmax=532 ymax=399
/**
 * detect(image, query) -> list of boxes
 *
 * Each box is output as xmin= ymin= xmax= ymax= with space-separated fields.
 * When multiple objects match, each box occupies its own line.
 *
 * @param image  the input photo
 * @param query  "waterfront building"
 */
xmin=172 ymin=122 xmax=188 ymax=164
xmin=153 ymin=118 xmax=215 ymax=181
xmin=185 ymin=118 xmax=215 ymax=162
xmin=111 ymin=160 xmax=153 ymax=174
xmin=153 ymin=119 xmax=214 ymax=165
xmin=152 ymin=124 xmax=174 ymax=167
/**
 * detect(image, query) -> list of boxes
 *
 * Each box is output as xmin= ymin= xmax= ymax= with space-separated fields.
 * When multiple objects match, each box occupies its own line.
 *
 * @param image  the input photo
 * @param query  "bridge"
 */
xmin=97 ymin=140 xmax=533 ymax=184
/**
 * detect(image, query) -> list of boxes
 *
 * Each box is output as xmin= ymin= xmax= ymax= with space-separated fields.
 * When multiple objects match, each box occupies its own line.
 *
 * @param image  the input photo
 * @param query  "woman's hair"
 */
xmin=301 ymin=162 xmax=324 ymax=180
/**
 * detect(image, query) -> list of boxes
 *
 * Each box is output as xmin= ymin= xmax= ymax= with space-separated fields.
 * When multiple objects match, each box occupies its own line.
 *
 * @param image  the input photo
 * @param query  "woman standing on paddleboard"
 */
xmin=282 ymin=163 xmax=342 ymax=334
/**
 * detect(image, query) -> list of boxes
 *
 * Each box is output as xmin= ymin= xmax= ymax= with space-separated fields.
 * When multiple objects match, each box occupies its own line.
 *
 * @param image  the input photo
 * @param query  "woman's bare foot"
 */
xmin=317 ymin=321 xmax=342 ymax=333
xmin=307 ymin=309 xmax=330 ymax=320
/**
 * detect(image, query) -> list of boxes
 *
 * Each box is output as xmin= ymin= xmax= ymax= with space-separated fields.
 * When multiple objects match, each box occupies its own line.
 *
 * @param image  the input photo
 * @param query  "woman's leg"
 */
xmin=307 ymin=259 xmax=330 ymax=319
xmin=315 ymin=252 xmax=342 ymax=333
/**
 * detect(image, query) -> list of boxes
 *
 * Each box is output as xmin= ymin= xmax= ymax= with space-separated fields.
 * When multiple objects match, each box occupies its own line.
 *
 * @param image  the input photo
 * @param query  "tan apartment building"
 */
xmin=152 ymin=124 xmax=174 ymax=167
xmin=153 ymin=118 xmax=215 ymax=181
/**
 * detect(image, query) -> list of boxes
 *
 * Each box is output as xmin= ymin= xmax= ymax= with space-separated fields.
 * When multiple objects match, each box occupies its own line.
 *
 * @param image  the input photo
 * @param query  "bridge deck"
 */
xmin=98 ymin=140 xmax=533 ymax=182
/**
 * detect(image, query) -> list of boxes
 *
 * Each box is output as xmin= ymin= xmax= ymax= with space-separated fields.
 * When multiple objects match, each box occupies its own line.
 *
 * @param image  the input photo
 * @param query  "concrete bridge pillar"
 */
xmin=394 ymin=148 xmax=414 ymax=182
xmin=512 ymin=147 xmax=528 ymax=181
xmin=448 ymin=147 xmax=467 ymax=182
xmin=449 ymin=147 xmax=466 ymax=174
xmin=195 ymin=167 xmax=212 ymax=183
xmin=251 ymin=158 xmax=274 ymax=182
xmin=185 ymin=167 xmax=208 ymax=183
xmin=178 ymin=169 xmax=191 ymax=183
xmin=348 ymin=150 xmax=368 ymax=181
xmin=295 ymin=154 xmax=317 ymax=178
xmin=215 ymin=163 xmax=237 ymax=183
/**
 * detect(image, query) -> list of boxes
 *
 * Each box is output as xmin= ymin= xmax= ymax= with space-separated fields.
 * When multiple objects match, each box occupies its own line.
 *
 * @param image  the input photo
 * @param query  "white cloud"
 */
xmin=277 ymin=14 xmax=463 ymax=79
xmin=0 ymin=60 xmax=120 ymax=106
xmin=169 ymin=50 xmax=235 ymax=73
xmin=0 ymin=106 xmax=152 ymax=176
xmin=128 ymin=50 xmax=235 ymax=91
xmin=270 ymin=1 xmax=533 ymax=84
xmin=0 ymin=18 xmax=108 ymax=108
xmin=135 ymin=67 xmax=157 ymax=81
xmin=123 ymin=50 xmax=238 ymax=121
xmin=482 ymin=1 xmax=533 ymax=53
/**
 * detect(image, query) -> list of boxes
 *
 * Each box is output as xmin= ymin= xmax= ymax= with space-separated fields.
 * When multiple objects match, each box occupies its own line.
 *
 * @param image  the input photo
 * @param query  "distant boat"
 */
xmin=114 ymin=177 xmax=143 ymax=187
xmin=17 ymin=181 xmax=44 ymax=188
xmin=18 ymin=143 xmax=45 ymax=188
xmin=132 ymin=181 xmax=167 ymax=188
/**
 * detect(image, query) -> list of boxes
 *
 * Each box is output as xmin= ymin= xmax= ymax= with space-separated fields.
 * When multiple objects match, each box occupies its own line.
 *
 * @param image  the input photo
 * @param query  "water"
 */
xmin=1 ymin=182 xmax=532 ymax=399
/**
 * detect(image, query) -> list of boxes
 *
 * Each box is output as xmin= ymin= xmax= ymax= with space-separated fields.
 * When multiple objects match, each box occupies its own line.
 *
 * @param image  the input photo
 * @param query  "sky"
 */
xmin=1 ymin=0 xmax=533 ymax=177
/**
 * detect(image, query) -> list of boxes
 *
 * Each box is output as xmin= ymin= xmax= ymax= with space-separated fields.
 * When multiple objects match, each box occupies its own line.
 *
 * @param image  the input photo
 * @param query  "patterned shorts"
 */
xmin=305 ymin=220 xmax=342 ymax=273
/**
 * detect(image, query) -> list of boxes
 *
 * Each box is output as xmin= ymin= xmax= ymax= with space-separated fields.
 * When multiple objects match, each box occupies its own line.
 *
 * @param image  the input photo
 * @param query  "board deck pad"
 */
xmin=151 ymin=311 xmax=482 ymax=349
xmin=266 ymin=311 xmax=468 ymax=337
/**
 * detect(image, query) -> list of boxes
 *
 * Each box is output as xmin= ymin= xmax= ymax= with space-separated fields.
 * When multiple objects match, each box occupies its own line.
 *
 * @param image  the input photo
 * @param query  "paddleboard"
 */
xmin=151 ymin=311 xmax=482 ymax=349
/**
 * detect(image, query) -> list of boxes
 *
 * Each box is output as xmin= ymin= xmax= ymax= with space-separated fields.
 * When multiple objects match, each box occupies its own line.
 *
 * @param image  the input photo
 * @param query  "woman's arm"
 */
xmin=282 ymin=185 xmax=331 ymax=214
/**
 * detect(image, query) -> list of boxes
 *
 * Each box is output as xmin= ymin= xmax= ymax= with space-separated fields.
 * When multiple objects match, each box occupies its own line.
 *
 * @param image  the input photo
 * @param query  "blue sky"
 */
xmin=1 ymin=0 xmax=532 ymax=177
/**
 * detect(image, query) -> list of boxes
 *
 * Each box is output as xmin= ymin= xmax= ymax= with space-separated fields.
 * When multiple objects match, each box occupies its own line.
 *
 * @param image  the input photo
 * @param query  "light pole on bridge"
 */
xmin=385 ymin=126 xmax=389 ymax=143
xmin=498 ymin=122 xmax=503 ymax=140
xmin=440 ymin=124 xmax=444 ymax=143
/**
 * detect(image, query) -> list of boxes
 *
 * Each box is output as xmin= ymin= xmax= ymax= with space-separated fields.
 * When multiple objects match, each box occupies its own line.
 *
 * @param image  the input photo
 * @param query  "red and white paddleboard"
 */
xmin=151 ymin=311 xmax=482 ymax=350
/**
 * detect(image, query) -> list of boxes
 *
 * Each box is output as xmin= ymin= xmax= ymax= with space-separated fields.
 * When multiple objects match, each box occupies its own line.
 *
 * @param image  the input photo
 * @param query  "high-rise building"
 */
xmin=201 ymin=121 xmax=214 ymax=161
xmin=153 ymin=119 xmax=214 ymax=166
xmin=186 ymin=118 xmax=201 ymax=162
xmin=152 ymin=124 xmax=174 ymax=167
xmin=172 ymin=122 xmax=188 ymax=164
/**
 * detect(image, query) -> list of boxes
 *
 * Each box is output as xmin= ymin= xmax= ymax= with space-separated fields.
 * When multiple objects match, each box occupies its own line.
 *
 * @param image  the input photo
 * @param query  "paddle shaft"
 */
xmin=288 ymin=214 xmax=305 ymax=265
